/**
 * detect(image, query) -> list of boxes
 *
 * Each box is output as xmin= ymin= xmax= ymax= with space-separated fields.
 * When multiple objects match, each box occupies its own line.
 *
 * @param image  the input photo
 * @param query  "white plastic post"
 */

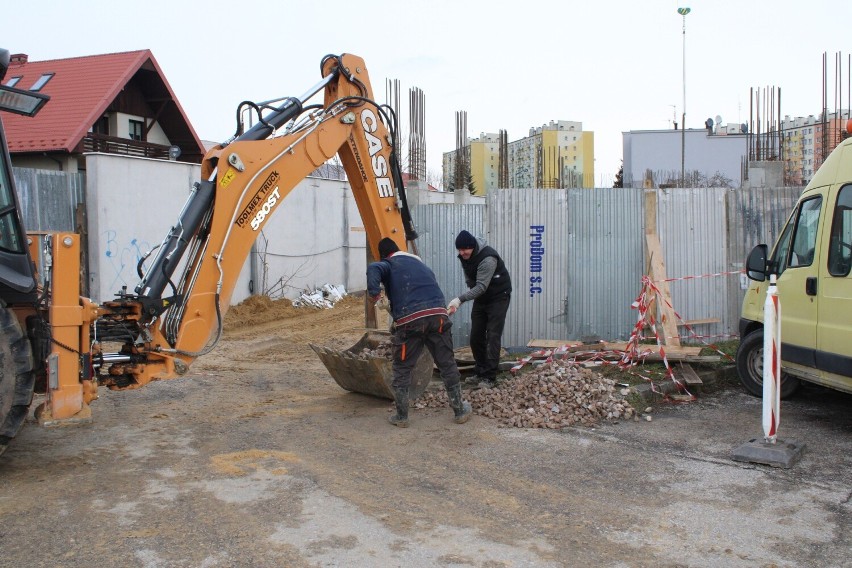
xmin=762 ymin=274 xmax=781 ymax=443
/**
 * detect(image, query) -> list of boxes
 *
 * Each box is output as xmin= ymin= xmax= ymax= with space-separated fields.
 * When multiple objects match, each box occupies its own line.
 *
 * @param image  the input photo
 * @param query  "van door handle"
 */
xmin=806 ymin=277 xmax=817 ymax=296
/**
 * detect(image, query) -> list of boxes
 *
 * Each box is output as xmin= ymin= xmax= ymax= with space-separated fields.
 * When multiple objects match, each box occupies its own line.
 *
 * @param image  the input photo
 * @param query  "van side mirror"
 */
xmin=745 ymin=244 xmax=768 ymax=282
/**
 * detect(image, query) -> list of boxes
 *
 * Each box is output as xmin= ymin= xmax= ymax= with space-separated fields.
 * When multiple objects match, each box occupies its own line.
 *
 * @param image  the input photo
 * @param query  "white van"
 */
xmin=737 ymin=136 xmax=852 ymax=397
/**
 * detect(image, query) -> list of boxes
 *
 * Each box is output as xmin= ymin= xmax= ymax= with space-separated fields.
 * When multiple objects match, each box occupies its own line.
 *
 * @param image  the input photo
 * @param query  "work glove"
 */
xmin=447 ymin=297 xmax=461 ymax=315
xmin=376 ymin=295 xmax=390 ymax=312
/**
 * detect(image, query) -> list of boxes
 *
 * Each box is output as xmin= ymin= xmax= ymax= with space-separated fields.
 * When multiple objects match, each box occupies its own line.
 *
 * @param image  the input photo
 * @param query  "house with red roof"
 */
xmin=2 ymin=50 xmax=204 ymax=172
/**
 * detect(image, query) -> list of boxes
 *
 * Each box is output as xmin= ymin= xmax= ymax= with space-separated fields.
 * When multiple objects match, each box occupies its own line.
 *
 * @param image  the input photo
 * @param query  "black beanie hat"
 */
xmin=378 ymin=237 xmax=400 ymax=259
xmin=455 ymin=230 xmax=477 ymax=249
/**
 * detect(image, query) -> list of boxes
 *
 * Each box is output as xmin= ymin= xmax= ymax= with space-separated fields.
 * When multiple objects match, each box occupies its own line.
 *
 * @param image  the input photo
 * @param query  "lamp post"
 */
xmin=678 ymin=6 xmax=690 ymax=187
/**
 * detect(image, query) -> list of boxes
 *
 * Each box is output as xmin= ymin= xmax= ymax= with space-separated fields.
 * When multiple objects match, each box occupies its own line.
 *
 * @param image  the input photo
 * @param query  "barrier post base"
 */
xmin=731 ymin=438 xmax=805 ymax=469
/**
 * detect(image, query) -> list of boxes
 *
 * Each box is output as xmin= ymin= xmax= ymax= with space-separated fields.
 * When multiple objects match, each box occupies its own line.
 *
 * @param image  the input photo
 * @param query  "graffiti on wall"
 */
xmin=103 ymin=230 xmax=155 ymax=293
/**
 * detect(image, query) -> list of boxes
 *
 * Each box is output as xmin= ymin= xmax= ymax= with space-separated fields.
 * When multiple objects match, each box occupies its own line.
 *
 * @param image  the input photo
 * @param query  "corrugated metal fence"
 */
xmin=413 ymin=203 xmax=485 ymax=347
xmin=418 ymin=186 xmax=802 ymax=349
xmin=12 ymin=166 xmax=801 ymax=349
xmin=12 ymin=168 xmax=85 ymax=232
xmin=724 ymin=186 xmax=802 ymax=332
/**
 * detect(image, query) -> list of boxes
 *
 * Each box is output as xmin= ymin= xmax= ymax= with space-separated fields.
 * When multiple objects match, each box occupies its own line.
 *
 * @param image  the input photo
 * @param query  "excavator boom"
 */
xmin=26 ymin=53 xmax=420 ymax=426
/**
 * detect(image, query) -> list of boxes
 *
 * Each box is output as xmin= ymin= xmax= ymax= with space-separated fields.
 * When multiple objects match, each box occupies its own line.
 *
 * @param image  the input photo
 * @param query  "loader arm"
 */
xmin=98 ymin=53 xmax=417 ymax=389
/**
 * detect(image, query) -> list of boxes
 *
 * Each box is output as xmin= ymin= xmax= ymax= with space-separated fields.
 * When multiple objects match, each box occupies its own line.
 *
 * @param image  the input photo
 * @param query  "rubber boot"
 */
xmin=389 ymin=387 xmax=409 ymax=428
xmin=446 ymin=383 xmax=472 ymax=424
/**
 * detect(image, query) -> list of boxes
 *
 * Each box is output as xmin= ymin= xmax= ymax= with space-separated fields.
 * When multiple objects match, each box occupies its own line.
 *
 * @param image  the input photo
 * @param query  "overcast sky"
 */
xmin=6 ymin=0 xmax=851 ymax=186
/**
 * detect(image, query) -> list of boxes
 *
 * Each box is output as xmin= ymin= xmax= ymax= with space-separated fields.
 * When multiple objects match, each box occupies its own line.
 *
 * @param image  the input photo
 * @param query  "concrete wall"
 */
xmin=86 ymin=153 xmax=202 ymax=302
xmin=84 ymin=153 xmax=449 ymax=305
xmin=248 ymin=177 xmax=367 ymax=301
xmin=744 ymin=161 xmax=785 ymax=188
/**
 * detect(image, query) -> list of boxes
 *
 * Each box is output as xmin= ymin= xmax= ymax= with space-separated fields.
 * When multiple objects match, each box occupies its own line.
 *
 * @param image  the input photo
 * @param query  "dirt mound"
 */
xmin=223 ymin=293 xmax=364 ymax=331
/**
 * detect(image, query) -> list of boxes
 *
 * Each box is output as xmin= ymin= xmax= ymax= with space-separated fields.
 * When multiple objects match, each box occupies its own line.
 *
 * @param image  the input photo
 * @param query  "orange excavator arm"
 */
xmin=88 ymin=53 xmax=416 ymax=391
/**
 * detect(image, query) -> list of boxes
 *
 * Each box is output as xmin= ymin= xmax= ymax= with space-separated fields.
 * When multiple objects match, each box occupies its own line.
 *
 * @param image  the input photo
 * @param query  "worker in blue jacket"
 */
xmin=367 ymin=237 xmax=472 ymax=427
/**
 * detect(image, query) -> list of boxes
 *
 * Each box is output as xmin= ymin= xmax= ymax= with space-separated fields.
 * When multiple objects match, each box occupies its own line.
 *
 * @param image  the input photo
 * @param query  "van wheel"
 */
xmin=0 ymin=308 xmax=35 ymax=457
xmin=735 ymin=329 xmax=800 ymax=399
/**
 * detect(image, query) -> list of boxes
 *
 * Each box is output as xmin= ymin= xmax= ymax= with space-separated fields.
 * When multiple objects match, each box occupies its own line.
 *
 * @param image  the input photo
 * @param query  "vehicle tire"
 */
xmin=0 ymin=307 xmax=35 ymax=457
xmin=735 ymin=329 xmax=800 ymax=399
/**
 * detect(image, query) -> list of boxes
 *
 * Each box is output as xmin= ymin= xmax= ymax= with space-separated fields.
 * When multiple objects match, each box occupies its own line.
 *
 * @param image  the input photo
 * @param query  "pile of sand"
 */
xmin=223 ymin=293 xmax=363 ymax=331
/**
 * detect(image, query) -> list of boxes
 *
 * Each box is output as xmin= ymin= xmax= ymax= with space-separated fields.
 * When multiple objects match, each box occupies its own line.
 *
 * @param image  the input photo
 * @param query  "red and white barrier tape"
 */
xmin=655 ymin=269 xmax=745 ymax=283
xmin=510 ymin=269 xmax=740 ymax=396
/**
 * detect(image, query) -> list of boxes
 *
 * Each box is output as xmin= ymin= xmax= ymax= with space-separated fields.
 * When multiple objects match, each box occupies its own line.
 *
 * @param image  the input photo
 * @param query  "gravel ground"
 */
xmin=0 ymin=297 xmax=849 ymax=567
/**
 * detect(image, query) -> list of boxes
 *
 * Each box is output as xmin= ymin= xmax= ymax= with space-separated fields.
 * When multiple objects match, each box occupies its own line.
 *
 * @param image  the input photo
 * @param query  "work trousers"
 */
xmin=391 ymin=314 xmax=461 ymax=390
xmin=470 ymin=292 xmax=511 ymax=380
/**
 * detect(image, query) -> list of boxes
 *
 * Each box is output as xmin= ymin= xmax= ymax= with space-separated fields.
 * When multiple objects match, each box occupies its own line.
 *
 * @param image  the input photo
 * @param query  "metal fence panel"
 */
xmin=12 ymin=167 xmax=85 ymax=232
xmin=725 ymin=185 xmax=802 ymax=332
xmin=566 ymin=188 xmax=645 ymax=342
xmin=414 ymin=202 xmax=485 ymax=348
xmin=488 ymin=188 xmax=644 ymax=348
xmin=657 ymin=187 xmax=730 ymax=342
xmin=489 ymin=188 xmax=571 ymax=349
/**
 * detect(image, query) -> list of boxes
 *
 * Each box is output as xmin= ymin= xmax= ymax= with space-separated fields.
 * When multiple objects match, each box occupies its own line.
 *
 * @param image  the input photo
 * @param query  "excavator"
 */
xmin=0 ymin=51 xmax=421 ymax=456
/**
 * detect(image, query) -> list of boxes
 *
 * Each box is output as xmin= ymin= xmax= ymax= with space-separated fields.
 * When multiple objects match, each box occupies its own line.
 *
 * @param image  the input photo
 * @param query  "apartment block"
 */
xmin=443 ymin=120 xmax=595 ymax=194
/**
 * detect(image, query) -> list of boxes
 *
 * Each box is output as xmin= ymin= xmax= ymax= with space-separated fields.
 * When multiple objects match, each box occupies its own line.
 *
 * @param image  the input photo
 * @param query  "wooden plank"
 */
xmin=644 ymin=189 xmax=659 ymax=333
xmin=526 ymin=339 xmax=584 ymax=349
xmin=669 ymin=394 xmax=695 ymax=402
xmin=644 ymin=354 xmax=719 ymax=363
xmin=644 ymin=188 xmax=657 ymax=235
xmin=527 ymin=340 xmax=701 ymax=356
xmin=515 ymin=352 xmax=720 ymax=365
xmin=364 ymin=246 xmax=378 ymax=329
xmin=645 ymin=233 xmax=681 ymax=348
xmin=677 ymin=318 xmax=720 ymax=327
xmin=675 ymin=363 xmax=704 ymax=385
xmin=603 ymin=342 xmax=701 ymax=356
xmin=570 ymin=352 xmax=718 ymax=363
xmin=643 ymin=317 xmax=720 ymax=328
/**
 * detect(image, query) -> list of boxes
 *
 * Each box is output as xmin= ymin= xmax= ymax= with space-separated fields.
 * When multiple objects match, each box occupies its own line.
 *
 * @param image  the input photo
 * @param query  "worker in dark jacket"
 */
xmin=447 ymin=230 xmax=512 ymax=388
xmin=367 ymin=237 xmax=472 ymax=427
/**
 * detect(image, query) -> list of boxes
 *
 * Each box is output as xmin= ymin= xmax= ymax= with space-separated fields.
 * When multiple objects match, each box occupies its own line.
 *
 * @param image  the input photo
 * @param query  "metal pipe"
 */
xmin=95 ymin=354 xmax=134 ymax=365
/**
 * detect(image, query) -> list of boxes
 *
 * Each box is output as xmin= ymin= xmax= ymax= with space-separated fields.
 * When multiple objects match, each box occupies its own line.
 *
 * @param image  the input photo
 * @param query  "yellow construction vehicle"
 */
xmin=0 ymin=51 xmax=420 ymax=455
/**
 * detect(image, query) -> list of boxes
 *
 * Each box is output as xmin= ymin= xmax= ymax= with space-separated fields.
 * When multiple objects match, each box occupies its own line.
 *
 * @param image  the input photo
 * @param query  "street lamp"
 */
xmin=678 ymin=6 xmax=691 ymax=187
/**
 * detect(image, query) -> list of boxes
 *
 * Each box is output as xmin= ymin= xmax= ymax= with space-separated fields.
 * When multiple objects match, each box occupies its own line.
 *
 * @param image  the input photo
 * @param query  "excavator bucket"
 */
xmin=310 ymin=331 xmax=434 ymax=400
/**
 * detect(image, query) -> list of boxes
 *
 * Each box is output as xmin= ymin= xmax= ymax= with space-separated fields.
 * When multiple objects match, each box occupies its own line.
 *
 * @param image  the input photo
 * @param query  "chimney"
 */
xmin=10 ymin=54 xmax=28 ymax=64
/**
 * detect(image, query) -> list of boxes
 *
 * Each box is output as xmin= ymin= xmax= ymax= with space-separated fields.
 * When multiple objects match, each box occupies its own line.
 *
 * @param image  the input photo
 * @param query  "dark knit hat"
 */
xmin=455 ymin=230 xmax=477 ymax=250
xmin=378 ymin=237 xmax=400 ymax=259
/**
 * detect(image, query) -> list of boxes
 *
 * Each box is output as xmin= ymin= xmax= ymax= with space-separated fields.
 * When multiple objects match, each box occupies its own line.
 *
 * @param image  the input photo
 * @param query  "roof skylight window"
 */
xmin=29 ymin=73 xmax=54 ymax=92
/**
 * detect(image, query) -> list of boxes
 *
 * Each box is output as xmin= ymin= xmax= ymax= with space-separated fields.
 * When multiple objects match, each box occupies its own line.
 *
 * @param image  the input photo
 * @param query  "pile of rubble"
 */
xmin=356 ymin=340 xmax=394 ymax=360
xmin=292 ymin=284 xmax=347 ymax=309
xmin=417 ymin=360 xmax=636 ymax=429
